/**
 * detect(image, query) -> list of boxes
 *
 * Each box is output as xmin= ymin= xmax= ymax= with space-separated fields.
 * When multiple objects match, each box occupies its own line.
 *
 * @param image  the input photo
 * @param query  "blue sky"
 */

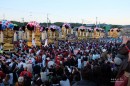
xmin=0 ymin=0 xmax=130 ymax=25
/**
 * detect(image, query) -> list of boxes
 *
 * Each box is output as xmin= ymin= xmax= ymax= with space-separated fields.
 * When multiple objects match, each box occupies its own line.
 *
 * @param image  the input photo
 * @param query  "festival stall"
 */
xmin=62 ymin=23 xmax=71 ymax=39
xmin=26 ymin=21 xmax=41 ymax=46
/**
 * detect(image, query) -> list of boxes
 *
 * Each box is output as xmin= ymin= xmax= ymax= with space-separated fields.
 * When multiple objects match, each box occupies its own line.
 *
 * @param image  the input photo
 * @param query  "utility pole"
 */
xmin=22 ymin=18 xmax=24 ymax=25
xmin=29 ymin=12 xmax=32 ymax=21
xmin=96 ymin=17 xmax=98 ymax=28
xmin=47 ymin=14 xmax=49 ymax=27
xmin=99 ymin=22 xmax=100 ymax=28
xmin=82 ymin=19 xmax=84 ymax=26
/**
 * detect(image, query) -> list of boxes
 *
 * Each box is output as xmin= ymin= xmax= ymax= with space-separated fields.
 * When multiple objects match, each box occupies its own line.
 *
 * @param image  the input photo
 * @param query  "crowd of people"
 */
xmin=0 ymin=36 xmax=130 ymax=86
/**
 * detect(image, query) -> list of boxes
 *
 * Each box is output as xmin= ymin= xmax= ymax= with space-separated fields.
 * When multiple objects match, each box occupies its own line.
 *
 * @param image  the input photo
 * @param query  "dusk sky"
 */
xmin=0 ymin=0 xmax=130 ymax=25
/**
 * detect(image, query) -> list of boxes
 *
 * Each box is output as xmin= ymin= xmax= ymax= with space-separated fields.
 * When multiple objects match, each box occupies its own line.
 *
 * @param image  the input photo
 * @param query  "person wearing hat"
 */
xmin=15 ymin=76 xmax=24 ymax=86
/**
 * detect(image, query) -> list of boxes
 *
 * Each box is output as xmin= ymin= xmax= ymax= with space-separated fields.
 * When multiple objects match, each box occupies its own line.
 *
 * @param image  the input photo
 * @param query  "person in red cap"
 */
xmin=20 ymin=66 xmax=32 ymax=79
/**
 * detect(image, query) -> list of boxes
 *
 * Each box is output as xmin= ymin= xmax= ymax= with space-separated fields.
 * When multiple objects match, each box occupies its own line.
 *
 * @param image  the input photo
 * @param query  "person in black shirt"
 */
xmin=33 ymin=61 xmax=41 ymax=75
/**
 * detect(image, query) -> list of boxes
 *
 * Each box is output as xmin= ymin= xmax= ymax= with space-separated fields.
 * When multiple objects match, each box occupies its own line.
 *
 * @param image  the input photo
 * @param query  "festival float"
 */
xmin=87 ymin=28 xmax=93 ymax=38
xmin=62 ymin=23 xmax=71 ymax=39
xmin=26 ymin=21 xmax=41 ymax=47
xmin=47 ymin=25 xmax=60 ymax=43
xmin=108 ymin=28 xmax=113 ymax=37
xmin=13 ymin=24 xmax=19 ymax=42
xmin=1 ymin=20 xmax=14 ymax=51
xmin=108 ymin=28 xmax=121 ymax=38
xmin=48 ymin=25 xmax=60 ymax=39
xmin=93 ymin=27 xmax=101 ymax=38
xmin=116 ymin=28 xmax=122 ymax=37
xmin=100 ymin=28 xmax=105 ymax=38
xmin=78 ymin=26 xmax=87 ymax=39
xmin=40 ymin=26 xmax=47 ymax=41
xmin=18 ymin=26 xmax=25 ymax=40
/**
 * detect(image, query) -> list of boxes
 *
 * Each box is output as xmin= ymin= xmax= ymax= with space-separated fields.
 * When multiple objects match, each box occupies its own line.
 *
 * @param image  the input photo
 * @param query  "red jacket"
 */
xmin=0 ymin=71 xmax=5 ymax=79
xmin=20 ymin=70 xmax=32 ymax=78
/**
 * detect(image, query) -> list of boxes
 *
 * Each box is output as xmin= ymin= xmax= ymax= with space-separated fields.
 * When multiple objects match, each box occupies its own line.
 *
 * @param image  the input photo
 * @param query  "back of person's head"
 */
xmin=61 ymin=74 xmax=67 ymax=81
xmin=81 ymin=67 xmax=92 ymax=80
xmin=51 ymin=77 xmax=59 ymax=84
xmin=22 ymin=60 xmax=25 ymax=63
xmin=42 ymin=67 xmax=46 ymax=72
xmin=24 ymin=66 xmax=27 ymax=71
xmin=93 ymin=66 xmax=101 ymax=77
xmin=43 ymin=80 xmax=50 ymax=86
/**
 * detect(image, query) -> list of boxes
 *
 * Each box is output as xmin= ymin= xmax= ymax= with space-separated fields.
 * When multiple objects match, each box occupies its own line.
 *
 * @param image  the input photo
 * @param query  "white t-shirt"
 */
xmin=32 ymin=39 xmax=36 ymax=46
xmin=60 ymin=79 xmax=70 ymax=86
xmin=78 ymin=59 xmax=81 ymax=69
xmin=36 ymin=50 xmax=41 ymax=55
xmin=40 ymin=72 xmax=48 ymax=82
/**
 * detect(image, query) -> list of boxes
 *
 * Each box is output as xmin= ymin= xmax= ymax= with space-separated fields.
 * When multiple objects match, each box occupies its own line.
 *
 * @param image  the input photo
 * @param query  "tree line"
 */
xmin=11 ymin=21 xmax=123 ymax=29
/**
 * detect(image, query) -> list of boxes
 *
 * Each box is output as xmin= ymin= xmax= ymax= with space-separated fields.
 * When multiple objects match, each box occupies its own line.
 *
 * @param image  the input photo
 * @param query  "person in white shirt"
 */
xmin=40 ymin=67 xmax=49 ymax=82
xmin=42 ymin=54 xmax=46 ymax=67
xmin=60 ymin=74 xmax=70 ymax=86
xmin=78 ymin=57 xmax=81 ymax=69
xmin=31 ymin=57 xmax=36 ymax=65
xmin=44 ymin=38 xmax=48 ymax=47
xmin=32 ymin=38 xmax=36 ymax=47
xmin=36 ymin=50 xmax=41 ymax=55
xmin=26 ymin=60 xmax=33 ymax=73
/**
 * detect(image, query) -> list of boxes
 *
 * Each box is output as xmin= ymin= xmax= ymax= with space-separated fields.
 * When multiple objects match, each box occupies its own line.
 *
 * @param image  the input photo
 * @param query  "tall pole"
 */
xmin=29 ymin=12 xmax=32 ymax=22
xmin=96 ymin=17 xmax=98 ymax=28
xmin=82 ymin=19 xmax=84 ymax=26
xmin=22 ymin=18 xmax=24 ymax=26
xmin=99 ymin=22 xmax=100 ymax=28
xmin=47 ymin=14 xmax=48 ymax=27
